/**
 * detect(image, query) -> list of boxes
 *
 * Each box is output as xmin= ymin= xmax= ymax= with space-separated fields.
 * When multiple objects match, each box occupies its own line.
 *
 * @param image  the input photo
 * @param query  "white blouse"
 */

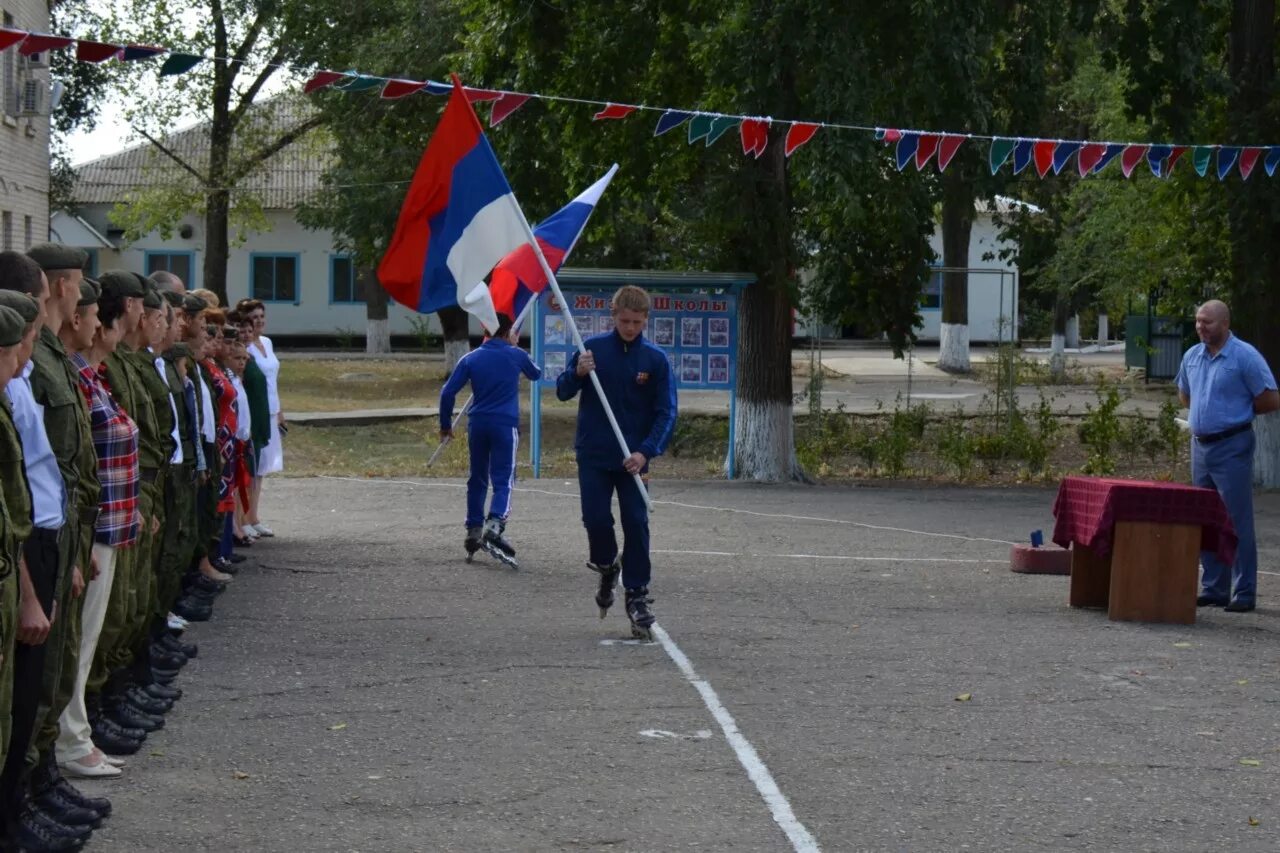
xmin=252 ymin=335 xmax=282 ymax=415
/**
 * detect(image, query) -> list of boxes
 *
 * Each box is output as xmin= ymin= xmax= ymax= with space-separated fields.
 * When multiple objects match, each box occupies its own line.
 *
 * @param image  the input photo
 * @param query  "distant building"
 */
xmin=0 ymin=2 xmax=53 ymax=251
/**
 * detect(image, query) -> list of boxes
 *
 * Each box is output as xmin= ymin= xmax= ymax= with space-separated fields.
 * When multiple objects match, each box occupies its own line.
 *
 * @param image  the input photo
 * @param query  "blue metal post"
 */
xmin=531 ymin=296 xmax=543 ymax=478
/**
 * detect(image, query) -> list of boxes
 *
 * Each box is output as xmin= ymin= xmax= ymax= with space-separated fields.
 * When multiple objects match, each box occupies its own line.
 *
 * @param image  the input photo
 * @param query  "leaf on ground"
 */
xmin=329 ymin=722 xmax=348 ymax=731
xmin=1239 ymin=759 xmax=1262 ymax=767
xmin=233 ymin=770 xmax=251 ymax=779
xmin=1236 ymin=679 xmax=1249 ymax=685
xmin=1173 ymin=642 xmax=1193 ymax=648
xmin=1249 ymin=817 xmax=1260 ymax=826
xmin=149 ymin=750 xmax=165 ymax=757
xmin=955 ymin=693 xmax=973 ymax=702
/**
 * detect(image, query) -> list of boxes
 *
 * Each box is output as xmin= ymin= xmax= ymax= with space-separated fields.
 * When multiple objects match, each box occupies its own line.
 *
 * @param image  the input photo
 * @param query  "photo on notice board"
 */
xmin=544 ymin=351 xmax=566 ymax=380
xmin=597 ymin=314 xmax=615 ymax=334
xmin=544 ymin=315 xmax=566 ymax=346
xmin=654 ymin=317 xmax=676 ymax=347
xmin=680 ymin=353 xmax=703 ymax=384
xmin=708 ymin=317 xmax=730 ymax=348
xmin=667 ymin=351 xmax=678 ymax=374
xmin=573 ymin=313 xmax=594 ymax=339
xmin=708 ymin=353 xmax=730 ymax=384
xmin=681 ymin=317 xmax=703 ymax=347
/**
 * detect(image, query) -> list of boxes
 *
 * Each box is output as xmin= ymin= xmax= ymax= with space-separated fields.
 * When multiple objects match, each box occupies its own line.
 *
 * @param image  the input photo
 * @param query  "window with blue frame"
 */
xmin=330 ymin=254 xmax=365 ymax=304
xmin=145 ymin=252 xmax=194 ymax=287
xmin=921 ymin=269 xmax=942 ymax=309
xmin=251 ymin=254 xmax=299 ymax=303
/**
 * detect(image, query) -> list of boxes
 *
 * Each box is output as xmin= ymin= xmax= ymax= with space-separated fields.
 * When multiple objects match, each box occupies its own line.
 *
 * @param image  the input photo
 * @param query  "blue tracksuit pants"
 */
xmin=578 ymin=464 xmax=651 ymax=589
xmin=466 ymin=419 xmax=518 ymax=528
xmin=1193 ymin=428 xmax=1258 ymax=604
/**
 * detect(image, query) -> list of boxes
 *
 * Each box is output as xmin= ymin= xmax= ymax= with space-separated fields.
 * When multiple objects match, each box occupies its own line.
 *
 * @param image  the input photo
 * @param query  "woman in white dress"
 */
xmin=239 ymin=298 xmax=284 ymax=536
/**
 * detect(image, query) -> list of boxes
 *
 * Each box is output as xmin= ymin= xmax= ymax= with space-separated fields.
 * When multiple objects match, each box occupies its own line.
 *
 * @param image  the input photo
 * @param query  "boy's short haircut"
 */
xmin=495 ymin=312 xmax=513 ymax=338
xmin=611 ymin=285 xmax=650 ymax=315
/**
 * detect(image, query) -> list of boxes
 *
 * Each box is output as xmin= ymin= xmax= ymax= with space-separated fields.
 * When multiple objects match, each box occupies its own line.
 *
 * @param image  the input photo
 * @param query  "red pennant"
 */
xmin=1239 ymin=146 xmax=1264 ymax=180
xmin=593 ymin=103 xmax=636 ymax=121
xmin=490 ymin=93 xmax=530 ymax=127
xmin=380 ymin=79 xmax=425 ymax=99
xmin=1076 ymin=143 xmax=1106 ymax=176
xmin=463 ymin=88 xmax=502 ymax=103
xmin=0 ymin=29 xmax=26 ymax=52
xmin=18 ymin=34 xmax=73 ymax=55
xmin=1033 ymin=140 xmax=1056 ymax=177
xmin=915 ymin=134 xmax=941 ymax=169
xmin=1120 ymin=144 xmax=1148 ymax=177
xmin=738 ymin=119 xmax=769 ymax=158
xmin=936 ymin=135 xmax=964 ymax=172
xmin=882 ymin=128 xmax=902 ymax=143
xmin=1165 ymin=145 xmax=1189 ymax=175
xmin=303 ymin=71 xmax=346 ymax=94
xmin=784 ymin=123 xmax=819 ymax=157
xmin=75 ymin=40 xmax=121 ymax=62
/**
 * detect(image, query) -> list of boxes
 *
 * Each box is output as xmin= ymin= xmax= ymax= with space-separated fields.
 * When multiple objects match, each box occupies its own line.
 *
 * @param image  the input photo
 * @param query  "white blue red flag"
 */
xmin=377 ymin=75 xmax=526 ymax=333
xmin=490 ymin=164 xmax=619 ymax=322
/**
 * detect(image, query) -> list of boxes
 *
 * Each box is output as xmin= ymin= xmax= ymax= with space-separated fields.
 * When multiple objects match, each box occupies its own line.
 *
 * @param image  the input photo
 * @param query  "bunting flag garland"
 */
xmin=3 ymin=24 xmax=1280 ymax=175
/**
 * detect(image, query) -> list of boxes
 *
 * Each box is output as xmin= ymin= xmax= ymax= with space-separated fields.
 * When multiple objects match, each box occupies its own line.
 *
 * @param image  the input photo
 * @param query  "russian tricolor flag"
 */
xmin=490 ymin=165 xmax=618 ymax=323
xmin=378 ymin=75 xmax=527 ymax=333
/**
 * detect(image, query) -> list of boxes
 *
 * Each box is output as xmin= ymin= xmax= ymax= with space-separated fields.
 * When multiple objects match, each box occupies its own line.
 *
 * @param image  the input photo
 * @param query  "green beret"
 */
xmin=98 ymin=270 xmax=146 ymax=299
xmin=182 ymin=293 xmax=207 ymax=314
xmin=0 ymin=305 xmax=24 ymax=347
xmin=27 ymin=243 xmax=88 ymax=272
xmin=167 ymin=342 xmax=192 ymax=359
xmin=142 ymin=283 xmax=163 ymax=310
xmin=161 ymin=290 xmax=185 ymax=309
xmin=78 ymin=278 xmax=101 ymax=307
xmin=0 ymin=289 xmax=38 ymax=325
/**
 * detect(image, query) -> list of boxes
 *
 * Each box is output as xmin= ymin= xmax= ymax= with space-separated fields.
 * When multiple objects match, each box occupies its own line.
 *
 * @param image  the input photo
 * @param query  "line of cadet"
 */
xmin=0 ymin=246 xmax=242 ymax=852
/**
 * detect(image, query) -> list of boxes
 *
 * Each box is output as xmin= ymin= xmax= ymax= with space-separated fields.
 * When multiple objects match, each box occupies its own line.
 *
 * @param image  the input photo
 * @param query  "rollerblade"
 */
xmin=464 ymin=526 xmax=483 ymax=563
xmin=625 ymin=587 xmax=655 ymax=641
xmin=481 ymin=517 xmax=519 ymax=569
xmin=587 ymin=558 xmax=622 ymax=618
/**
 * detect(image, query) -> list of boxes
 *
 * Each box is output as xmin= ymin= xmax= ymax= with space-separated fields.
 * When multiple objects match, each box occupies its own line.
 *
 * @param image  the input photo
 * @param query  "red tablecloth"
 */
xmin=1052 ymin=475 xmax=1237 ymax=566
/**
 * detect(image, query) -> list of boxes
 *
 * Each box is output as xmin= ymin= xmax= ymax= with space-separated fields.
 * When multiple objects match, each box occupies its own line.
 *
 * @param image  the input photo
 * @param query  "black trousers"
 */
xmin=0 ymin=526 xmax=60 ymax=818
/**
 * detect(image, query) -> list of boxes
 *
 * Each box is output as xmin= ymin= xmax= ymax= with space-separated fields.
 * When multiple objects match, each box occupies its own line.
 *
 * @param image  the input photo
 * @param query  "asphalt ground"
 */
xmin=81 ymin=477 xmax=1280 ymax=852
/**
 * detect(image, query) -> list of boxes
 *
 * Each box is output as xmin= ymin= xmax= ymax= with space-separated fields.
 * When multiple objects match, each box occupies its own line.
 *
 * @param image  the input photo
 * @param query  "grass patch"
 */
xmin=279 ymin=359 xmax=446 ymax=412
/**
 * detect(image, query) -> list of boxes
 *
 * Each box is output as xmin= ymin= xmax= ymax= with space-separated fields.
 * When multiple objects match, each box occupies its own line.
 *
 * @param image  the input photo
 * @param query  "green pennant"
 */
xmin=336 ymin=75 xmax=383 ymax=92
xmin=1192 ymin=146 xmax=1212 ymax=177
xmin=705 ymin=116 xmax=740 ymax=147
xmin=159 ymin=53 xmax=203 ymax=76
xmin=688 ymin=113 xmax=715 ymax=144
xmin=989 ymin=138 xmax=1015 ymax=174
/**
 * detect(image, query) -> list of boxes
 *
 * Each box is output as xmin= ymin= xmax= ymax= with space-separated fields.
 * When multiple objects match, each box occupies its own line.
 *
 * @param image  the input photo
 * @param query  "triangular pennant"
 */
xmin=159 ymin=53 xmax=203 ymax=76
xmin=1012 ymin=140 xmax=1034 ymax=174
xmin=593 ymin=103 xmax=636 ymax=121
xmin=654 ymin=110 xmax=693 ymax=136
xmin=936 ymin=135 xmax=964 ymax=172
xmin=18 ymin=34 xmax=73 ymax=55
xmin=1191 ymin=146 xmax=1213 ymax=176
xmin=751 ymin=119 xmax=770 ymax=157
xmin=121 ymin=44 xmax=166 ymax=61
xmin=915 ymin=134 xmax=941 ymax=170
xmin=464 ymin=88 xmax=502 ymax=103
xmin=895 ymin=133 xmax=920 ymax=171
xmin=882 ymin=128 xmax=902 ymax=143
xmin=1146 ymin=144 xmax=1172 ymax=177
xmin=335 ymin=75 xmax=383 ymax=92
xmin=989 ymin=138 xmax=1015 ymax=174
xmin=874 ymin=128 xmax=886 ymax=141
xmin=1033 ymin=140 xmax=1056 ymax=177
xmin=1077 ymin=143 xmax=1106 ymax=176
xmin=424 ymin=81 xmax=452 ymax=95
xmin=1217 ymin=146 xmax=1241 ymax=180
xmin=1239 ymin=146 xmax=1264 ymax=180
xmin=784 ymin=123 xmax=820 ymax=157
xmin=739 ymin=118 xmax=769 ymax=157
xmin=1166 ymin=145 xmax=1189 ymax=175
xmin=705 ymin=115 xmax=739 ymax=146
xmin=75 ymin=40 xmax=121 ymax=63
xmin=303 ymin=71 xmax=346 ymax=94
xmin=688 ymin=113 xmax=715 ymax=144
xmin=380 ymin=79 xmax=425 ymax=99
xmin=1265 ymin=146 xmax=1280 ymax=177
xmin=1120 ymin=144 xmax=1148 ymax=178
xmin=490 ymin=93 xmax=530 ymax=127
xmin=1051 ymin=142 xmax=1080 ymax=174
xmin=1091 ymin=144 xmax=1125 ymax=174
xmin=0 ymin=29 xmax=26 ymax=52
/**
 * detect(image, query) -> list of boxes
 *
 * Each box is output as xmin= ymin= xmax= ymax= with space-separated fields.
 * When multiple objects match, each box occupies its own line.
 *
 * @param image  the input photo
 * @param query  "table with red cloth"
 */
xmin=1051 ymin=476 xmax=1237 ymax=624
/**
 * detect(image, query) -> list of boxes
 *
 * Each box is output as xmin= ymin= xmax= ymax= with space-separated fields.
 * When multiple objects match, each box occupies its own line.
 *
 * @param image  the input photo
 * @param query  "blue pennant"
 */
xmin=424 ymin=81 xmax=452 ymax=95
xmin=1052 ymin=142 xmax=1081 ymax=174
xmin=654 ymin=110 xmax=694 ymax=136
xmin=1218 ymin=147 xmax=1241 ymax=180
xmin=1266 ymin=146 xmax=1280 ymax=177
xmin=1012 ymin=140 xmax=1034 ymax=174
xmin=895 ymin=133 xmax=920 ymax=171
xmin=1146 ymin=144 xmax=1173 ymax=177
xmin=1091 ymin=144 xmax=1125 ymax=174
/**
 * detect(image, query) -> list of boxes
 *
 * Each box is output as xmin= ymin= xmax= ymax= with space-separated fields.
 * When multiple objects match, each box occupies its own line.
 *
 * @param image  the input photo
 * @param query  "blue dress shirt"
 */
xmin=1176 ymin=333 xmax=1278 ymax=435
xmin=6 ymin=360 xmax=67 ymax=529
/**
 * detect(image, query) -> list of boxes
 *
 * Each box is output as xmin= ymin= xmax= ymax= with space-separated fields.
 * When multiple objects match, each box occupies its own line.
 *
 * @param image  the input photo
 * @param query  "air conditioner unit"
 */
xmin=19 ymin=79 xmax=42 ymax=116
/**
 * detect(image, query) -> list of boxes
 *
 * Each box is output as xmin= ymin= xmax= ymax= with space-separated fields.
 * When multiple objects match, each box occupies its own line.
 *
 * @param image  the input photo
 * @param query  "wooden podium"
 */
xmin=1068 ymin=520 xmax=1201 ymax=624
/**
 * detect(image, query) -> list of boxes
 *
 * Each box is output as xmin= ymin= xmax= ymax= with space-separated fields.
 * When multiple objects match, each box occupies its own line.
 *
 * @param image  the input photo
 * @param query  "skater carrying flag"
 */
xmin=439 ymin=312 xmax=541 ymax=568
xmin=556 ymin=286 xmax=677 ymax=639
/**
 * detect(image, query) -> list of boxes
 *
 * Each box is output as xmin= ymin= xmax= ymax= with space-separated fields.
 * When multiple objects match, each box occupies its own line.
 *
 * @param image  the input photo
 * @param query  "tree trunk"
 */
xmin=203 ymin=189 xmax=230 ymax=305
xmin=438 ymin=305 xmax=471 ymax=376
xmin=362 ymin=265 xmax=390 ymax=354
xmin=937 ymin=171 xmax=974 ymax=374
xmin=732 ymin=278 xmax=798 ymax=481
xmin=1065 ymin=314 xmax=1080 ymax=349
xmin=1097 ymin=313 xmax=1109 ymax=345
xmin=1050 ymin=292 xmax=1069 ymax=381
xmin=1227 ymin=0 xmax=1280 ymax=485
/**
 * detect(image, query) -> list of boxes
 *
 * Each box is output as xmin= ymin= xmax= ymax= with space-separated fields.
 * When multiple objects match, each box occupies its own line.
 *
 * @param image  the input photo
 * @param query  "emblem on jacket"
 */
xmin=635 ymin=371 xmax=649 ymax=385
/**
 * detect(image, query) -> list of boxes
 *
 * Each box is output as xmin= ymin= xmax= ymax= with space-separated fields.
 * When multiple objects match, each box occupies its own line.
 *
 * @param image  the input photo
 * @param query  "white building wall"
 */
xmin=0 ymin=0 xmax=52 ymax=250
xmin=918 ymin=213 xmax=1019 ymax=343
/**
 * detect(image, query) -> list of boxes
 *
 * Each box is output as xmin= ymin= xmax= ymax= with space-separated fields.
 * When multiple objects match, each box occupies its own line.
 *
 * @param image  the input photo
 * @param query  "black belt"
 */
xmin=1195 ymin=422 xmax=1252 ymax=444
xmin=140 ymin=467 xmax=159 ymax=483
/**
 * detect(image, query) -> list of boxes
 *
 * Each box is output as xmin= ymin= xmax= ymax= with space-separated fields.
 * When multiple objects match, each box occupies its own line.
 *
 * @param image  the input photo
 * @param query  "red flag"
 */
xmin=593 ymin=103 xmax=636 ymax=121
xmin=1120 ymin=144 xmax=1149 ymax=178
xmin=380 ymin=79 xmax=425 ymax=99
xmin=915 ymin=134 xmax=941 ymax=169
xmin=0 ymin=29 xmax=26 ymax=52
xmin=785 ymin=123 xmax=819 ymax=157
xmin=1033 ymin=140 xmax=1056 ymax=177
xmin=19 ymin=34 xmax=72 ymax=55
xmin=491 ymin=93 xmax=530 ymax=127
xmin=303 ymin=71 xmax=345 ymax=94
xmin=75 ymin=40 xmax=121 ymax=63
xmin=936 ymin=135 xmax=964 ymax=172
xmin=1239 ymin=146 xmax=1265 ymax=180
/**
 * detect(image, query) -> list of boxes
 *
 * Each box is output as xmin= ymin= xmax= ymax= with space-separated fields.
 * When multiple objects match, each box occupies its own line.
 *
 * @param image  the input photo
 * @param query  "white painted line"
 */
xmin=653 ymin=549 xmax=1005 ymax=564
xmin=652 ymin=624 xmax=820 ymax=853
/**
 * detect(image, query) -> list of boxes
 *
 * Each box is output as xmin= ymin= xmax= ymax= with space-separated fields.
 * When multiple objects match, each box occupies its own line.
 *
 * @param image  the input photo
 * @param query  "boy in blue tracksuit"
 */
xmin=556 ymin=286 xmax=677 ymax=638
xmin=439 ymin=313 xmax=541 ymax=567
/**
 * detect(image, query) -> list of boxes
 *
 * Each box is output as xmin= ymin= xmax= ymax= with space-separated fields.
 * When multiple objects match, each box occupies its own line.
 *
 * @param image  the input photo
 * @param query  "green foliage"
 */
xmin=406 ymin=315 xmax=438 ymax=354
xmin=1078 ymin=380 xmax=1125 ymax=475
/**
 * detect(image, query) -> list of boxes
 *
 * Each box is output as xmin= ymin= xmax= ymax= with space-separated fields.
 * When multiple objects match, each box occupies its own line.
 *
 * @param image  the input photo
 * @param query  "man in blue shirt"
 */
xmin=439 ymin=313 xmax=541 ymax=568
xmin=556 ymin=286 xmax=677 ymax=640
xmin=1176 ymin=300 xmax=1280 ymax=612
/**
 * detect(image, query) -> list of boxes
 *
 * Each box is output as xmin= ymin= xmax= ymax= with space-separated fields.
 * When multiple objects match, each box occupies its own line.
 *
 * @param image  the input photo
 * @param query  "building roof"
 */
xmin=71 ymin=97 xmax=327 ymax=210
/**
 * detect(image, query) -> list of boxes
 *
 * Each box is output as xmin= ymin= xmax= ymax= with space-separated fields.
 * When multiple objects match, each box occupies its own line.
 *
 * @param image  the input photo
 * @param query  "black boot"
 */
xmin=6 ymin=800 xmax=86 ymax=851
xmin=32 ymin=788 xmax=104 ymax=829
xmin=588 ymin=558 xmax=622 ymax=618
xmin=625 ymin=587 xmax=656 ymax=641
xmin=480 ymin=517 xmax=518 ymax=569
xmin=463 ymin=526 xmax=482 ymax=562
